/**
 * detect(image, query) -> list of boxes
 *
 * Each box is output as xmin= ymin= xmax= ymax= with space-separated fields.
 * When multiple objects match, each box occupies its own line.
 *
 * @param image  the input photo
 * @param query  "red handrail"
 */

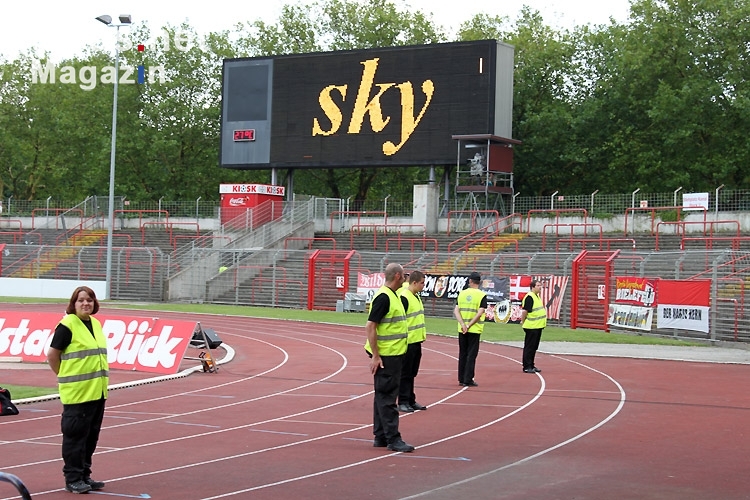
xmin=656 ymin=220 xmax=740 ymax=250
xmin=526 ymin=208 xmax=588 ymax=234
xmin=541 ymin=223 xmax=603 ymax=251
xmin=624 ymin=206 xmax=707 ymax=236
xmin=32 ymin=208 xmax=84 ymax=230
xmin=446 ymin=210 xmax=499 ymax=235
xmin=114 ymin=209 xmax=170 ymax=229
xmin=285 ymin=237 xmax=337 ymax=250
xmin=555 ymin=237 xmax=636 ymax=252
xmin=329 ymin=211 xmax=387 ymax=234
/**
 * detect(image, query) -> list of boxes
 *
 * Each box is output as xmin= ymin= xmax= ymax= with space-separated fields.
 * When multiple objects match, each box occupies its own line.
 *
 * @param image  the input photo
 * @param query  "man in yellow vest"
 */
xmin=397 ymin=271 xmax=427 ymax=413
xmin=364 ymin=263 xmax=415 ymax=452
xmin=453 ymin=271 xmax=487 ymax=387
xmin=520 ymin=279 xmax=547 ymax=373
xmin=47 ymin=286 xmax=109 ymax=494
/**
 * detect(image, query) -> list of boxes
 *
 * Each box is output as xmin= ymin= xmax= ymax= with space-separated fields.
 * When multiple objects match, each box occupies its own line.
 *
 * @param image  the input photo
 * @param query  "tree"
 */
xmin=572 ymin=0 xmax=750 ymax=192
xmin=457 ymin=8 xmax=580 ymax=195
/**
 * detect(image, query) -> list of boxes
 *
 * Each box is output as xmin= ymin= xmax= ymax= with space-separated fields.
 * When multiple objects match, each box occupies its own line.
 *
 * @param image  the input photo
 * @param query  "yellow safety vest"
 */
xmin=57 ymin=314 xmax=109 ymax=405
xmin=398 ymin=288 xmax=426 ymax=344
xmin=364 ymin=286 xmax=408 ymax=356
xmin=522 ymin=292 xmax=548 ymax=329
xmin=456 ymin=287 xmax=487 ymax=334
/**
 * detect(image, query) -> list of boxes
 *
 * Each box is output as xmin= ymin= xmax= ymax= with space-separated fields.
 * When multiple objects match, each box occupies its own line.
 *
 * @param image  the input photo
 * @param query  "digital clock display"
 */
xmin=233 ymin=129 xmax=256 ymax=142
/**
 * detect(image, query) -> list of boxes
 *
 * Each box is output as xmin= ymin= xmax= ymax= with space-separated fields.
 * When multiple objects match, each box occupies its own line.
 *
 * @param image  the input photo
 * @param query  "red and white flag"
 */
xmin=509 ymin=275 xmax=569 ymax=320
xmin=509 ymin=275 xmax=531 ymax=300
xmin=541 ymin=275 xmax=569 ymax=320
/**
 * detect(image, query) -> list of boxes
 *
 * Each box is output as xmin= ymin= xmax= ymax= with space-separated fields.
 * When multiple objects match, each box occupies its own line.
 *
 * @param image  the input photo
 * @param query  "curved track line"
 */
xmin=1 ymin=316 xmax=624 ymax=500
xmin=398 ymin=354 xmax=627 ymax=499
xmin=2 ymin=335 xmax=348 ymax=471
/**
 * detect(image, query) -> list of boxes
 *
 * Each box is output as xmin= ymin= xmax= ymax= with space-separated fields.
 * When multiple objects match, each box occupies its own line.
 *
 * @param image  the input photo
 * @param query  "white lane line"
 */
xmin=166 ymin=421 xmax=222 ymax=429
xmin=1 ymin=334 xmax=349 ymax=470
xmin=398 ymin=355 xmax=627 ymax=499
xmin=249 ymin=429 xmax=308 ymax=437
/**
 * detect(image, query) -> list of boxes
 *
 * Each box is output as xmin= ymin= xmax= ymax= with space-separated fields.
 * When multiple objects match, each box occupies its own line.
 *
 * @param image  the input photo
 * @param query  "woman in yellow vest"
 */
xmin=520 ymin=279 xmax=547 ymax=373
xmin=47 ymin=286 xmax=109 ymax=494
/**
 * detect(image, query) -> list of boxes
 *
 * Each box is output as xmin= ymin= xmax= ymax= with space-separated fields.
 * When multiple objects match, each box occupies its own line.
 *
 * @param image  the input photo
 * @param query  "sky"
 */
xmin=0 ymin=0 xmax=632 ymax=61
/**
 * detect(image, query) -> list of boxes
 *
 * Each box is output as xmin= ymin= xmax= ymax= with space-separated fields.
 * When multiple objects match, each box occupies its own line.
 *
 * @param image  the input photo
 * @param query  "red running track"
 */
xmin=0 ymin=305 xmax=749 ymax=499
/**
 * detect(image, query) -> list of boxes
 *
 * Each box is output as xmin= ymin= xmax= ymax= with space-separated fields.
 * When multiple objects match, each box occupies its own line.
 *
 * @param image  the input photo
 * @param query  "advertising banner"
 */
xmin=0 ymin=312 xmax=196 ymax=375
xmin=422 ymin=274 xmax=470 ymax=300
xmin=357 ymin=272 xmax=385 ymax=302
xmin=480 ymin=276 xmax=510 ymax=302
xmin=656 ymin=279 xmax=711 ymax=333
xmin=615 ymin=277 xmax=657 ymax=307
xmin=607 ymin=304 xmax=654 ymax=331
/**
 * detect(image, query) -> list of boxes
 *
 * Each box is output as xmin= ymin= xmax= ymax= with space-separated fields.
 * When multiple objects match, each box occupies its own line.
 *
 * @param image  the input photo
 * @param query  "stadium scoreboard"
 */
xmin=220 ymin=39 xmax=514 ymax=169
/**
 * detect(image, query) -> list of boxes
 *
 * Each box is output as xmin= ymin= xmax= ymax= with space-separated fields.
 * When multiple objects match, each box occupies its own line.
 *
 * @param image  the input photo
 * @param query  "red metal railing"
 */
xmin=446 ymin=210 xmax=499 ymax=235
xmin=680 ymin=236 xmax=750 ymax=251
xmin=0 ymin=220 xmax=23 ymax=231
xmin=349 ymin=223 xmax=426 ymax=250
xmin=541 ymin=223 xmax=603 ymax=251
xmin=656 ymin=220 xmax=740 ymax=250
xmin=555 ymin=237 xmax=636 ymax=252
xmin=329 ymin=211 xmax=387 ymax=234
xmin=385 ymin=237 xmax=438 ymax=252
xmin=624 ymin=206 xmax=707 ymax=236
xmin=141 ymin=221 xmax=200 ymax=246
xmin=31 ymin=208 xmax=84 ymax=230
xmin=526 ymin=209 xmax=588 ymax=234
xmin=114 ymin=209 xmax=170 ymax=228
xmin=447 ymin=213 xmax=523 ymax=253
xmin=285 ymin=237 xmax=337 ymax=250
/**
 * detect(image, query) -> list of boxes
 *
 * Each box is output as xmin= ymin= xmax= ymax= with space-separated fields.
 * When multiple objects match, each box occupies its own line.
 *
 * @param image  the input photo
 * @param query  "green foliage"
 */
xmin=591 ymin=211 xmax=615 ymax=220
xmin=659 ymin=209 xmax=679 ymax=222
xmin=1 ymin=0 xmax=749 ymax=203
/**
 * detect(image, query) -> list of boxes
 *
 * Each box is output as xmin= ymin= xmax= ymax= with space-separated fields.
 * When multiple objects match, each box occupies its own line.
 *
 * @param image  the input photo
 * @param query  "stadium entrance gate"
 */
xmin=571 ymin=250 xmax=620 ymax=331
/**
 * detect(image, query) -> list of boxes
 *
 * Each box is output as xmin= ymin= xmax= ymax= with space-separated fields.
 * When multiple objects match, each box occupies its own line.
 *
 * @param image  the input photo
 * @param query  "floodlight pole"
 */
xmin=97 ymin=14 xmax=132 ymax=299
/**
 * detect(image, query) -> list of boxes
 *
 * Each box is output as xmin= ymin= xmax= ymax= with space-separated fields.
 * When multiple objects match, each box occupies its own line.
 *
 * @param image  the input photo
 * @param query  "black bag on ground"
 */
xmin=0 ymin=387 xmax=19 ymax=416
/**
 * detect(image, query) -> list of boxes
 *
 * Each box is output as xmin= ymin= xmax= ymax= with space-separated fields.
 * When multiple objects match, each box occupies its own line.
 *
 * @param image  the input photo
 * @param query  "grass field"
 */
xmin=102 ymin=302 xmax=706 ymax=346
xmin=1 ymin=298 xmax=706 ymax=399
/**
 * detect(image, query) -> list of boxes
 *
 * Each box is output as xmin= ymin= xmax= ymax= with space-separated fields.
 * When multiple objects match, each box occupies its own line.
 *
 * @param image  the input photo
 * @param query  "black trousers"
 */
xmin=372 ymin=354 xmax=404 ymax=444
xmin=522 ymin=328 xmax=544 ymax=370
xmin=398 ymin=342 xmax=423 ymax=405
xmin=61 ymin=398 xmax=106 ymax=483
xmin=458 ymin=332 xmax=480 ymax=384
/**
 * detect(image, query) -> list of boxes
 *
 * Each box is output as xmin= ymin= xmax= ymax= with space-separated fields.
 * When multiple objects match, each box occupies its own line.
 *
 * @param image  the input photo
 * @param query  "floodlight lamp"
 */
xmin=96 ymin=15 xmax=112 ymax=25
xmin=119 ymin=14 xmax=132 ymax=24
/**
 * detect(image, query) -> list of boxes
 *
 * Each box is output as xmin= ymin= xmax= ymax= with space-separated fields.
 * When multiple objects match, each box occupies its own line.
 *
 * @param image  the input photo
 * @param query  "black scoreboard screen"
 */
xmin=220 ymin=40 xmax=514 ymax=169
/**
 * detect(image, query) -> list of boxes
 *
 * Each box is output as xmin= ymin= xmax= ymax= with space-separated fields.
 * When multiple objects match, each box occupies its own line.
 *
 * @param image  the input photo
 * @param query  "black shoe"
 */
xmin=387 ymin=439 xmax=415 ymax=452
xmin=462 ymin=381 xmax=478 ymax=387
xmin=84 ymin=478 xmax=105 ymax=490
xmin=523 ymin=368 xmax=536 ymax=373
xmin=373 ymin=437 xmax=388 ymax=448
xmin=398 ymin=403 xmax=414 ymax=413
xmin=533 ymin=367 xmax=542 ymax=373
xmin=411 ymin=402 xmax=428 ymax=411
xmin=65 ymin=480 xmax=92 ymax=494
